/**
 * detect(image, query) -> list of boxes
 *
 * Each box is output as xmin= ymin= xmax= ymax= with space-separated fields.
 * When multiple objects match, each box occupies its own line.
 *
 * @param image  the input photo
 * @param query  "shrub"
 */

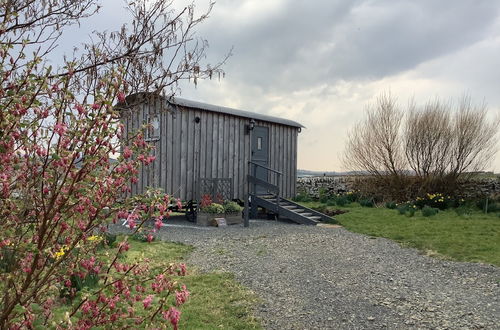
xmin=396 ymin=204 xmax=409 ymax=215
xmin=345 ymin=191 xmax=359 ymax=203
xmin=294 ymin=192 xmax=312 ymax=202
xmin=0 ymin=0 xmax=214 ymax=324
xmin=359 ymin=198 xmax=374 ymax=207
xmin=476 ymin=199 xmax=500 ymax=213
xmin=326 ymin=199 xmax=337 ymax=206
xmin=455 ymin=205 xmax=475 ymax=217
xmin=422 ymin=206 xmax=439 ymax=217
xmin=406 ymin=208 xmax=416 ymax=217
xmin=223 ymin=201 xmax=243 ymax=213
xmin=385 ymin=201 xmax=397 ymax=209
xmin=201 ymin=203 xmax=225 ymax=214
xmin=414 ymin=193 xmax=453 ymax=210
xmin=335 ymin=196 xmax=348 ymax=206
xmin=318 ymin=188 xmax=330 ymax=203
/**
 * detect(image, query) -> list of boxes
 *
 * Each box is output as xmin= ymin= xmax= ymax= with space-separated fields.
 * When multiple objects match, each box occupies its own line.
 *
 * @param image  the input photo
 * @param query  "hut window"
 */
xmin=257 ymin=137 xmax=262 ymax=150
xmin=147 ymin=115 xmax=160 ymax=140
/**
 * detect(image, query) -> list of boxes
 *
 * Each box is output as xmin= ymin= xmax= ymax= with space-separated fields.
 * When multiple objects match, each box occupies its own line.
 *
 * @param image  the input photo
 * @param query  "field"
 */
xmin=300 ymin=202 xmax=500 ymax=266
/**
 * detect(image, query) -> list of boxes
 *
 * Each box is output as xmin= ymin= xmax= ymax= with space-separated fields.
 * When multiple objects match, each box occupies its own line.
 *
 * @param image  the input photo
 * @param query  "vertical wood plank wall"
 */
xmin=122 ymin=102 xmax=299 ymax=201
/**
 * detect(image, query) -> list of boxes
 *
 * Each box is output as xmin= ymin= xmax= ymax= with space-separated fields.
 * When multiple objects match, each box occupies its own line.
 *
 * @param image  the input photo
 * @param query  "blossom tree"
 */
xmin=0 ymin=0 xmax=225 ymax=328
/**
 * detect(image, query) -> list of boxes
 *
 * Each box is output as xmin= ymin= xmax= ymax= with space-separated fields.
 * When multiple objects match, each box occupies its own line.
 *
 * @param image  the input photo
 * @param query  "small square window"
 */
xmin=147 ymin=115 xmax=160 ymax=140
xmin=257 ymin=137 xmax=262 ymax=150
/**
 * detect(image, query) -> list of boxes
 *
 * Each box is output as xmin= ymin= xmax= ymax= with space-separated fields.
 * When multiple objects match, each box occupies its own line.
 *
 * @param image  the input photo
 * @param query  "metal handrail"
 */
xmin=248 ymin=161 xmax=282 ymax=175
xmin=244 ymin=161 xmax=282 ymax=227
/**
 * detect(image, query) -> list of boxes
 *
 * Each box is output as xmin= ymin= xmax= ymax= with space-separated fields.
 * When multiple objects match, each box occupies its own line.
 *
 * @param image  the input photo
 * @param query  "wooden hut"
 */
xmin=118 ymin=93 xmax=303 ymax=202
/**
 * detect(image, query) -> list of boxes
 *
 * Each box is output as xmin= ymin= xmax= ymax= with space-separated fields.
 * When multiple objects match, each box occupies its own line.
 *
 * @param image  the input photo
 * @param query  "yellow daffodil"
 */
xmin=54 ymin=246 xmax=69 ymax=260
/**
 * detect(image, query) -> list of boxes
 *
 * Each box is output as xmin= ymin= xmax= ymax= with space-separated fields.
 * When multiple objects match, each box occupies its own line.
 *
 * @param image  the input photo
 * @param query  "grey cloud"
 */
xmin=196 ymin=0 xmax=499 ymax=92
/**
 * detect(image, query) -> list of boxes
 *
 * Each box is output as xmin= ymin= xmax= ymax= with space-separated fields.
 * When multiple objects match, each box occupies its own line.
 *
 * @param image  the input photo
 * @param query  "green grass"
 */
xmin=47 ymin=237 xmax=261 ymax=329
xmin=300 ymin=202 xmax=500 ymax=266
xmin=126 ymin=238 xmax=261 ymax=329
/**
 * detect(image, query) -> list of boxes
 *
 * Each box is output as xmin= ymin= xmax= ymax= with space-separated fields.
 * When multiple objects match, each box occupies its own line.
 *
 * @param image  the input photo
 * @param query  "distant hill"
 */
xmin=297 ymin=169 xmax=343 ymax=177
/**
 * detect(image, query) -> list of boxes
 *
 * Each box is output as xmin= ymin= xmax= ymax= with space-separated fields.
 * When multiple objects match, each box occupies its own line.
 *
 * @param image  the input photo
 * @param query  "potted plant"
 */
xmin=197 ymin=195 xmax=225 ymax=226
xmin=223 ymin=201 xmax=243 ymax=225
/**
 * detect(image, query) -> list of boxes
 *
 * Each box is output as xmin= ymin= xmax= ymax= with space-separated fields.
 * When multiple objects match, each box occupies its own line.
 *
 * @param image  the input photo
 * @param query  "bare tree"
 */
xmin=344 ymin=93 xmax=499 ymax=199
xmin=405 ymin=99 xmax=453 ymax=179
xmin=448 ymin=97 xmax=499 ymax=179
xmin=343 ymin=93 xmax=405 ymax=179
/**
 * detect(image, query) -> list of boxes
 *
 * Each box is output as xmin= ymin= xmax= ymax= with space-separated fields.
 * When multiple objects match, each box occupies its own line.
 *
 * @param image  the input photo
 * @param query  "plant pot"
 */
xmin=196 ymin=212 xmax=223 ymax=226
xmin=225 ymin=212 xmax=243 ymax=225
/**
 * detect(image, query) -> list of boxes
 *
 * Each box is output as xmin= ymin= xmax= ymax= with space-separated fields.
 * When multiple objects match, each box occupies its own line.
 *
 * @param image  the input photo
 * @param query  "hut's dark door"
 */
xmin=251 ymin=126 xmax=269 ymax=195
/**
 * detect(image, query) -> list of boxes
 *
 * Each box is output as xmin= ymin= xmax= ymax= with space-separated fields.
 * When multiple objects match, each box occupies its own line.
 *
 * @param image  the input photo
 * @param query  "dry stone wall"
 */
xmin=296 ymin=176 xmax=358 ymax=199
xmin=297 ymin=175 xmax=500 ymax=199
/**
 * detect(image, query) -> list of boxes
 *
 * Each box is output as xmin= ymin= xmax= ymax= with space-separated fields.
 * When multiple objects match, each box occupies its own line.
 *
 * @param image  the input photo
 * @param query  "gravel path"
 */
xmin=111 ymin=219 xmax=500 ymax=329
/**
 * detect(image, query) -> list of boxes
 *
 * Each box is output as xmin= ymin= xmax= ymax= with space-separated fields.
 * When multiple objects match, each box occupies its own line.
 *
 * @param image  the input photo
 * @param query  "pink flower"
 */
xmin=75 ymin=104 xmax=86 ymax=115
xmin=142 ymin=295 xmax=153 ymax=309
xmin=162 ymin=307 xmax=181 ymax=330
xmin=147 ymin=233 xmax=154 ymax=243
xmin=175 ymin=285 xmax=190 ymax=306
xmin=177 ymin=263 xmax=187 ymax=276
xmin=54 ymin=122 xmax=67 ymax=136
xmin=118 ymin=241 xmax=130 ymax=253
xmin=154 ymin=217 xmax=163 ymax=231
xmin=123 ymin=147 xmax=132 ymax=159
xmin=91 ymin=103 xmax=100 ymax=110
xmin=117 ymin=92 xmax=126 ymax=103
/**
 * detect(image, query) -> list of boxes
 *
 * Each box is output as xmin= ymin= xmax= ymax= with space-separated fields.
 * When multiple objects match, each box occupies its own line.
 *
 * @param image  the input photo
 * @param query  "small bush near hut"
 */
xmin=223 ymin=201 xmax=243 ymax=213
xmin=359 ymin=198 xmax=374 ymax=208
xmin=201 ymin=203 xmax=225 ymax=214
xmin=422 ymin=206 xmax=439 ymax=217
xmin=385 ymin=201 xmax=397 ymax=209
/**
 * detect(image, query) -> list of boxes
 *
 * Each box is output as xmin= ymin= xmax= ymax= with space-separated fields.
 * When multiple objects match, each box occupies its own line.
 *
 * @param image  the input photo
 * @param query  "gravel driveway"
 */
xmin=112 ymin=219 xmax=500 ymax=329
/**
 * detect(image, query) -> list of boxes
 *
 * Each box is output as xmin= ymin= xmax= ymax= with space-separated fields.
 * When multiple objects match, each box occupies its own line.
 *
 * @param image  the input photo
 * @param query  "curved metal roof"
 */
xmin=169 ymin=97 xmax=304 ymax=128
xmin=117 ymin=93 xmax=304 ymax=128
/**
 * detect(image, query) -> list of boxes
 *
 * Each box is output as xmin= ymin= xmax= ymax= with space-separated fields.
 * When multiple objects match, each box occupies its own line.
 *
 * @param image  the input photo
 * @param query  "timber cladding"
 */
xmin=119 ymin=93 xmax=302 ymax=201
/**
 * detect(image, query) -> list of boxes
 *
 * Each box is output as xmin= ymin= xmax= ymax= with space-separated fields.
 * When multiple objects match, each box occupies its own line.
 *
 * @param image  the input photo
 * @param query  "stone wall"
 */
xmin=296 ymin=176 xmax=358 ymax=199
xmin=297 ymin=175 xmax=500 ymax=199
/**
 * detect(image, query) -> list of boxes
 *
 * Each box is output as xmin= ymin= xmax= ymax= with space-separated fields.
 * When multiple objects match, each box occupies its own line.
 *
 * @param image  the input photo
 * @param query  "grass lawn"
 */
xmin=300 ymin=201 xmax=500 ymax=266
xmin=47 ymin=238 xmax=260 ymax=329
xmin=126 ymin=239 xmax=261 ymax=329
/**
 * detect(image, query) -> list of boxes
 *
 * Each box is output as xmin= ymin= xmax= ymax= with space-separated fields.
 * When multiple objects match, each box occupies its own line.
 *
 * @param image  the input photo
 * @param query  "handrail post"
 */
xmin=276 ymin=172 xmax=281 ymax=221
xmin=244 ymin=192 xmax=249 ymax=227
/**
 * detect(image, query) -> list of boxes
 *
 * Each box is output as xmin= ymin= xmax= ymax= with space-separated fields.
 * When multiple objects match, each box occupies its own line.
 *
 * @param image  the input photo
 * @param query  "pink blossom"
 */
xmin=154 ymin=217 xmax=163 ymax=231
xmin=118 ymin=241 xmax=130 ymax=253
xmin=91 ymin=103 xmax=100 ymax=110
xmin=147 ymin=233 xmax=154 ymax=243
xmin=177 ymin=263 xmax=187 ymax=276
xmin=81 ymin=301 xmax=92 ymax=314
xmin=123 ymin=147 xmax=132 ymax=159
xmin=175 ymin=285 xmax=190 ymax=306
xmin=142 ymin=295 xmax=153 ymax=309
xmin=75 ymin=104 xmax=86 ymax=115
xmin=54 ymin=122 xmax=67 ymax=136
xmin=117 ymin=92 xmax=126 ymax=103
xmin=162 ymin=307 xmax=181 ymax=330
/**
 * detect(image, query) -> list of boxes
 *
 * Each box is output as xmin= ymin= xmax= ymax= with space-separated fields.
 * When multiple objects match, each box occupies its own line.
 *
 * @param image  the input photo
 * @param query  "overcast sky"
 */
xmin=58 ymin=0 xmax=500 ymax=172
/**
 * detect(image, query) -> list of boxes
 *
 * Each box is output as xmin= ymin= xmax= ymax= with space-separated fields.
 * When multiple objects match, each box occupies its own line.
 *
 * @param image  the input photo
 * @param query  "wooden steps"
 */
xmin=252 ymin=195 xmax=333 ymax=225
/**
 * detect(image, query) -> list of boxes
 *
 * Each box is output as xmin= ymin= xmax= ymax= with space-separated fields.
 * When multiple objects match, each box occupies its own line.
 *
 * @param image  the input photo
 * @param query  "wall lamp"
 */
xmin=246 ymin=119 xmax=256 ymax=134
